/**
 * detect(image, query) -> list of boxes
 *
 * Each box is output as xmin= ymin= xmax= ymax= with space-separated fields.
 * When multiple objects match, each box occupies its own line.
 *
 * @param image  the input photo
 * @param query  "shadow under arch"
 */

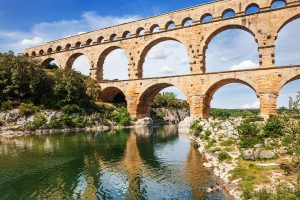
xmin=202 ymin=78 xmax=258 ymax=118
xmin=96 ymin=46 xmax=128 ymax=81
xmin=203 ymin=24 xmax=258 ymax=72
xmin=136 ymin=83 xmax=189 ymax=119
xmin=138 ymin=37 xmax=190 ymax=79
xmin=99 ymin=86 xmax=127 ymax=106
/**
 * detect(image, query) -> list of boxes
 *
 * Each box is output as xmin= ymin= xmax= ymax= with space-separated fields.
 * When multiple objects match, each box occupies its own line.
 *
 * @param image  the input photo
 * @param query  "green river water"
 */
xmin=0 ymin=125 xmax=231 ymax=200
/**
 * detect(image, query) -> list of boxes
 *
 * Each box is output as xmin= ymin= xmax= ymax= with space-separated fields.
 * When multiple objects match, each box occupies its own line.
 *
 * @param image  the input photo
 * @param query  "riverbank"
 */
xmin=180 ymin=116 xmax=300 ymax=200
xmin=0 ymin=107 xmax=189 ymax=138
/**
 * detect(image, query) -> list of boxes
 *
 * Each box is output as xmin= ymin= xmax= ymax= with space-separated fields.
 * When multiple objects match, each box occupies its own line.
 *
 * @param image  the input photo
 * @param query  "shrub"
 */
xmin=108 ymin=107 xmax=131 ymax=126
xmin=1 ymin=100 xmax=15 ymax=111
xmin=263 ymin=116 xmax=284 ymax=138
xmin=237 ymin=120 xmax=262 ymax=148
xmin=61 ymin=104 xmax=83 ymax=115
xmin=48 ymin=117 xmax=64 ymax=129
xmin=200 ymin=130 xmax=212 ymax=140
xmin=245 ymin=115 xmax=264 ymax=123
xmin=217 ymin=151 xmax=232 ymax=162
xmin=25 ymin=113 xmax=47 ymax=130
xmin=19 ymin=103 xmax=39 ymax=116
xmin=191 ymin=120 xmax=203 ymax=137
xmin=71 ymin=116 xmax=91 ymax=128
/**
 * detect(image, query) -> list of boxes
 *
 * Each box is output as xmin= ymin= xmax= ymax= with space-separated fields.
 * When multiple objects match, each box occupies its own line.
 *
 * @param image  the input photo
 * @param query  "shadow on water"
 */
xmin=0 ymin=126 xmax=231 ymax=200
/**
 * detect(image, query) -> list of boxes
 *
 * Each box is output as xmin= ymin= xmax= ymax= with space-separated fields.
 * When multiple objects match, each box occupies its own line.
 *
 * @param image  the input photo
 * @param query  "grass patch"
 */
xmin=231 ymin=158 xmax=280 ymax=190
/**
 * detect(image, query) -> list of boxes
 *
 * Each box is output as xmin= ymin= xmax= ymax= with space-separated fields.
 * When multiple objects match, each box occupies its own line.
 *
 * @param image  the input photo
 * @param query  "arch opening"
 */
xmin=47 ymin=48 xmax=53 ymax=54
xmin=137 ymin=28 xmax=145 ymax=36
xmin=65 ymin=43 xmax=71 ymax=50
xmin=166 ymin=21 xmax=176 ymax=30
xmin=98 ymin=47 xmax=129 ymax=81
xmin=150 ymin=24 xmax=160 ymax=33
xmin=97 ymin=36 xmax=104 ymax=44
xmin=123 ymin=31 xmax=131 ymax=39
xmin=205 ymin=28 xmax=259 ymax=72
xmin=66 ymin=53 xmax=90 ymax=75
xmin=110 ymin=34 xmax=117 ymax=42
xmin=182 ymin=18 xmax=193 ymax=27
xmin=204 ymin=80 xmax=259 ymax=118
xmin=275 ymin=18 xmax=300 ymax=66
xmin=271 ymin=0 xmax=286 ymax=9
xmin=137 ymin=84 xmax=189 ymax=120
xmin=222 ymin=9 xmax=236 ymax=19
xmin=31 ymin=51 xmax=36 ymax=56
xmin=86 ymin=39 xmax=93 ymax=46
xmin=201 ymin=13 xmax=213 ymax=23
xmin=41 ymin=58 xmax=59 ymax=69
xmin=99 ymin=87 xmax=127 ymax=106
xmin=278 ymin=78 xmax=300 ymax=111
xmin=39 ymin=49 xmax=44 ymax=56
xmin=142 ymin=39 xmax=190 ymax=78
xmin=56 ymin=46 xmax=62 ymax=52
xmin=75 ymin=42 xmax=82 ymax=49
xmin=245 ymin=3 xmax=260 ymax=14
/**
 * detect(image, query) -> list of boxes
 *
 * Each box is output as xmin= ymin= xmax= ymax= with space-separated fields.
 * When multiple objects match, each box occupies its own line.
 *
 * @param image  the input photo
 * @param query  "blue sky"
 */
xmin=0 ymin=0 xmax=299 ymax=109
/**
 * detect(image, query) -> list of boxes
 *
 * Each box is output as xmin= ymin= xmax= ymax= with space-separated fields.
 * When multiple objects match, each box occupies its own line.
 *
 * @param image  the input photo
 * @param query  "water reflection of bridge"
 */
xmin=0 ymin=127 xmax=211 ymax=199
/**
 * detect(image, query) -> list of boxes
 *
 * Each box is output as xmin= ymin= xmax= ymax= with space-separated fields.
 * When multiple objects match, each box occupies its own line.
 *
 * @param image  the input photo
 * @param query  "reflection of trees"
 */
xmin=0 ymin=126 xmax=211 ymax=200
xmin=136 ymin=125 xmax=178 ymax=170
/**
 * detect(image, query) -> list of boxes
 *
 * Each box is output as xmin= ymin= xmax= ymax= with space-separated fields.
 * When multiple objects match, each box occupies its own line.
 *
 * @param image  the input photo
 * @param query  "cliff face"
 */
xmin=150 ymin=108 xmax=189 ymax=124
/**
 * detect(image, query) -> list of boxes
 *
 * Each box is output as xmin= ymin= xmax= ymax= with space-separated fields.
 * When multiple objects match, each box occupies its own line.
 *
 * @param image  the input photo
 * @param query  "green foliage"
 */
xmin=19 ymin=103 xmax=39 ymax=116
xmin=200 ymin=130 xmax=212 ymax=140
xmin=48 ymin=117 xmax=64 ymax=129
xmin=0 ymin=53 xmax=101 ymax=113
xmin=48 ymin=115 xmax=91 ymax=129
xmin=191 ymin=120 xmax=203 ymax=137
xmin=251 ymin=185 xmax=300 ymax=200
xmin=104 ymin=107 xmax=132 ymax=126
xmin=153 ymin=92 xmax=189 ymax=109
xmin=263 ymin=116 xmax=284 ymax=138
xmin=220 ymin=139 xmax=236 ymax=147
xmin=289 ymin=91 xmax=300 ymax=113
xmin=237 ymin=120 xmax=262 ymax=148
xmin=211 ymin=108 xmax=259 ymax=120
xmin=217 ymin=151 xmax=232 ymax=162
xmin=61 ymin=104 xmax=83 ymax=115
xmin=25 ymin=113 xmax=47 ymax=130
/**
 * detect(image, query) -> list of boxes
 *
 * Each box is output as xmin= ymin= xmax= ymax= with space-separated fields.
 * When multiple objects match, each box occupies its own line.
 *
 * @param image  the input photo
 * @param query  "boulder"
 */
xmin=178 ymin=116 xmax=199 ymax=132
xmin=135 ymin=117 xmax=153 ymax=126
xmin=242 ymin=149 xmax=255 ymax=160
xmin=259 ymin=150 xmax=275 ymax=159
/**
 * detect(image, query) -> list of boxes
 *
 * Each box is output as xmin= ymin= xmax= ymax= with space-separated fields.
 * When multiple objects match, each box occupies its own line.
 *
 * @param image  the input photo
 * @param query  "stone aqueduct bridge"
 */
xmin=24 ymin=0 xmax=300 ymax=119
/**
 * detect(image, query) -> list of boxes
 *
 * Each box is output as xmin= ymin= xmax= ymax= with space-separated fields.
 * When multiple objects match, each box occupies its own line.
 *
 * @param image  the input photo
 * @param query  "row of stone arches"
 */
xmin=100 ymin=73 xmax=300 ymax=119
xmin=27 ymin=0 xmax=290 ymax=58
xmin=38 ymin=16 xmax=300 ymax=80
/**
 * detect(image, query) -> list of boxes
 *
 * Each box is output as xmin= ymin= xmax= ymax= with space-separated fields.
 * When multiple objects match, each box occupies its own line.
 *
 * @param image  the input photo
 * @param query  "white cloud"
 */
xmin=159 ymin=66 xmax=176 ymax=75
xmin=229 ymin=60 xmax=259 ymax=71
xmin=20 ymin=37 xmax=43 ymax=46
xmin=241 ymin=100 xmax=260 ymax=109
xmin=0 ymin=12 xmax=140 ymax=53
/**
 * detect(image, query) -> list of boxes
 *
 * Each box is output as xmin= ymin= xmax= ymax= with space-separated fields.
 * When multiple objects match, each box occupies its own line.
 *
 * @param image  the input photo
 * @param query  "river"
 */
xmin=0 ymin=125 xmax=231 ymax=200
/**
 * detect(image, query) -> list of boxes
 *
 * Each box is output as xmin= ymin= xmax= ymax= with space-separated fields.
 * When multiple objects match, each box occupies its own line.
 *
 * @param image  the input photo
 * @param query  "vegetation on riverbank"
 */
xmin=189 ymin=93 xmax=300 ymax=199
xmin=0 ymin=53 xmax=132 ymax=131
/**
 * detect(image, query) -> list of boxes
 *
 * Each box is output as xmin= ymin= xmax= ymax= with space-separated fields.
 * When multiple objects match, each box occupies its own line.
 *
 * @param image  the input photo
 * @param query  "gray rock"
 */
xmin=135 ymin=117 xmax=153 ymax=126
xmin=259 ymin=150 xmax=275 ymax=159
xmin=178 ymin=116 xmax=199 ymax=132
xmin=242 ymin=149 xmax=255 ymax=160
